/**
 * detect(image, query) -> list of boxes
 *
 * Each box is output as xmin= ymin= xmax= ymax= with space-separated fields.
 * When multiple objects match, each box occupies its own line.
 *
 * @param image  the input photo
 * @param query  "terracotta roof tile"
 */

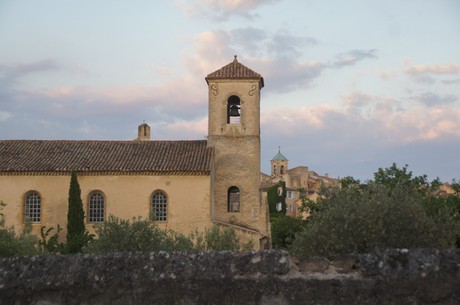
xmin=205 ymin=56 xmax=264 ymax=87
xmin=0 ymin=140 xmax=213 ymax=175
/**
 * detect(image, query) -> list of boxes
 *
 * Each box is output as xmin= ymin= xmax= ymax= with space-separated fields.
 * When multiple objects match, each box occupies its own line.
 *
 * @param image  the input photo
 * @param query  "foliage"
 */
xmin=83 ymin=215 xmax=190 ymax=252
xmin=374 ymin=163 xmax=429 ymax=190
xmin=298 ymin=197 xmax=321 ymax=218
xmin=267 ymin=181 xmax=286 ymax=215
xmin=0 ymin=201 xmax=39 ymax=257
xmin=66 ymin=171 xmax=92 ymax=253
xmin=85 ymin=216 xmax=243 ymax=253
xmin=340 ymin=176 xmax=362 ymax=189
xmin=191 ymin=225 xmax=240 ymax=251
xmin=39 ymin=225 xmax=64 ymax=253
xmin=290 ymin=183 xmax=459 ymax=259
xmin=271 ymin=215 xmax=306 ymax=249
xmin=373 ymin=163 xmax=460 ymax=246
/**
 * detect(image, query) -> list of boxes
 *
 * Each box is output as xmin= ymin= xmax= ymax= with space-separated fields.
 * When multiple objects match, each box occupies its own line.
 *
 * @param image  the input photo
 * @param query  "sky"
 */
xmin=1 ymin=0 xmax=459 ymax=182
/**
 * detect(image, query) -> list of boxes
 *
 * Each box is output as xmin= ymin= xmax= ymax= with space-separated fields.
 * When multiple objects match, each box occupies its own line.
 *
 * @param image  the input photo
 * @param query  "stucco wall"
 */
xmin=0 ymin=249 xmax=458 ymax=305
xmin=0 ymin=174 xmax=212 ymax=238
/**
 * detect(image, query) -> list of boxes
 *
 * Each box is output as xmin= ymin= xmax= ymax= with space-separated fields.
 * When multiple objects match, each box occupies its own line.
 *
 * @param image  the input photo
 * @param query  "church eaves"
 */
xmin=0 ymin=140 xmax=213 ymax=175
xmin=205 ymin=56 xmax=264 ymax=88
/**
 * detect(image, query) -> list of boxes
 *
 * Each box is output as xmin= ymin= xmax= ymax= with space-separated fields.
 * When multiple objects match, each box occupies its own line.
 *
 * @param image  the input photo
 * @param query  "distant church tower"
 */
xmin=271 ymin=147 xmax=288 ymax=177
xmin=205 ymin=56 xmax=266 ymax=240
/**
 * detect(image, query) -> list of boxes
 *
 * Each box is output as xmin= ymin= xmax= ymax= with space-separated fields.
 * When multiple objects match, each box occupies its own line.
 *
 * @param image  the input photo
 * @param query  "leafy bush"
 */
xmin=85 ymin=216 xmax=244 ymax=253
xmin=38 ymin=225 xmax=65 ymax=253
xmin=191 ymin=225 xmax=240 ymax=251
xmin=0 ymin=223 xmax=39 ymax=257
xmin=83 ymin=216 xmax=193 ymax=253
xmin=271 ymin=215 xmax=306 ymax=249
xmin=290 ymin=183 xmax=459 ymax=259
xmin=0 ymin=201 xmax=38 ymax=257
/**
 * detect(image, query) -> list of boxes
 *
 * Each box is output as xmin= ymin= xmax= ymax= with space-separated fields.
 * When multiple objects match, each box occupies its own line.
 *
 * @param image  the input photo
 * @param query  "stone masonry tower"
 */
xmin=271 ymin=147 xmax=288 ymax=178
xmin=206 ymin=56 xmax=269 ymax=248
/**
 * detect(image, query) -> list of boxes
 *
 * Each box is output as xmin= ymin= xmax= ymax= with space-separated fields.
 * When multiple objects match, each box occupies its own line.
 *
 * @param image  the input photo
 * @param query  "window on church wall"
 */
xmin=151 ymin=191 xmax=167 ymax=221
xmin=24 ymin=191 xmax=41 ymax=223
xmin=228 ymin=186 xmax=240 ymax=212
xmin=88 ymin=191 xmax=105 ymax=223
xmin=227 ymin=95 xmax=241 ymax=124
xmin=273 ymin=165 xmax=277 ymax=176
xmin=280 ymin=165 xmax=284 ymax=174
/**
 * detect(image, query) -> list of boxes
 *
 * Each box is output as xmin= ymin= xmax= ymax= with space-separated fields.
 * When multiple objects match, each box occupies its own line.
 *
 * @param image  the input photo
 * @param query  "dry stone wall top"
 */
xmin=0 ymin=249 xmax=459 ymax=305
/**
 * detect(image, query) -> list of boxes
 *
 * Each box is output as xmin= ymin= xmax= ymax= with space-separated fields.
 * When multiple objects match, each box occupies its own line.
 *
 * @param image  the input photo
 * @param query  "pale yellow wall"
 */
xmin=0 ymin=173 xmax=212 ymax=238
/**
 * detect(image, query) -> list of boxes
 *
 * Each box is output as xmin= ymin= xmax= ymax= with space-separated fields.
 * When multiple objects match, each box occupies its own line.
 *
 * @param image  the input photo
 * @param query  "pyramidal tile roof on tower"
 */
xmin=271 ymin=147 xmax=288 ymax=161
xmin=205 ymin=56 xmax=264 ymax=87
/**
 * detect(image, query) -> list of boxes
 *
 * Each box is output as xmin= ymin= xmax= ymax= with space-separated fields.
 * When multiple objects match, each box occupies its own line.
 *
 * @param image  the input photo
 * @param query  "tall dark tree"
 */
xmin=66 ymin=171 xmax=88 ymax=253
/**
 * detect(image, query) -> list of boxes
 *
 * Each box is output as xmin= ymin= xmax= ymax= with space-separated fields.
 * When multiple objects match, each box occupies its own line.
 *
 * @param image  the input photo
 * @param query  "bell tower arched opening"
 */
xmin=227 ymin=95 xmax=241 ymax=124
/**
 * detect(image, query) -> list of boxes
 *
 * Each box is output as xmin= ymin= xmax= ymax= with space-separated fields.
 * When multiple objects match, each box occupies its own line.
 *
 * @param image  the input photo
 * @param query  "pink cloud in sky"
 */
xmin=405 ymin=63 xmax=460 ymax=75
xmin=175 ymin=0 xmax=279 ymax=20
xmin=261 ymin=92 xmax=460 ymax=147
xmin=165 ymin=117 xmax=208 ymax=139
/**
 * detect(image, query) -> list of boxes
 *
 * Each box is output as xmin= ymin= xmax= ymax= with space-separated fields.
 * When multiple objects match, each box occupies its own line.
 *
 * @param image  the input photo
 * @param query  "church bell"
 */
xmin=229 ymin=105 xmax=240 ymax=116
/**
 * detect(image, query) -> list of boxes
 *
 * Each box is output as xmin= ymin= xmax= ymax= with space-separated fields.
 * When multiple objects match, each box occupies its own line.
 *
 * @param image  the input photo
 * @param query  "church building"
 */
xmin=0 ymin=57 xmax=271 ymax=249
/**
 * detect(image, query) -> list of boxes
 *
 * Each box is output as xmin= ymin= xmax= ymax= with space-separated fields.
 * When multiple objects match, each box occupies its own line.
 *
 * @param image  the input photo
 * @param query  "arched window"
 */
xmin=152 ymin=191 xmax=167 ymax=221
xmin=228 ymin=186 xmax=240 ymax=212
xmin=88 ymin=191 xmax=105 ymax=223
xmin=227 ymin=95 xmax=241 ymax=124
xmin=273 ymin=165 xmax=277 ymax=176
xmin=280 ymin=165 xmax=284 ymax=174
xmin=24 ymin=191 xmax=41 ymax=223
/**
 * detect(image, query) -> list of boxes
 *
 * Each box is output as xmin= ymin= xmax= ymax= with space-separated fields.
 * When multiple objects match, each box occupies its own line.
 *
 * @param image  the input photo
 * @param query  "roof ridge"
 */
xmin=205 ymin=56 xmax=264 ymax=87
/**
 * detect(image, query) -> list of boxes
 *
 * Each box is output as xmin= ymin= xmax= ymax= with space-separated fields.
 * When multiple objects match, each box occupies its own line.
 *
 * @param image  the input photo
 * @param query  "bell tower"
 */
xmin=206 ymin=56 xmax=268 ymax=247
xmin=271 ymin=147 xmax=288 ymax=177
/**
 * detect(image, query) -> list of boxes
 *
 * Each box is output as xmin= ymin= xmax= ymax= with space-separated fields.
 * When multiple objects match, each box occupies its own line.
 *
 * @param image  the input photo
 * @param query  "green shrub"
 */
xmin=271 ymin=215 xmax=306 ymax=249
xmin=191 ymin=225 xmax=240 ymax=251
xmin=0 ymin=201 xmax=39 ymax=257
xmin=39 ymin=225 xmax=65 ymax=253
xmin=85 ymin=216 xmax=243 ymax=253
xmin=84 ymin=215 xmax=192 ymax=253
xmin=290 ymin=183 xmax=459 ymax=259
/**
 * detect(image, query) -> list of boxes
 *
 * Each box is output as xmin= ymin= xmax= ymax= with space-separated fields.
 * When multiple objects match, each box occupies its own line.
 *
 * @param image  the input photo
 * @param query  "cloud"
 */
xmin=0 ymin=58 xmax=210 ymax=141
xmin=0 ymin=111 xmax=12 ymax=121
xmin=411 ymin=91 xmax=457 ymax=107
xmin=164 ymin=117 xmax=208 ymax=139
xmin=266 ymin=31 xmax=317 ymax=58
xmin=185 ymin=31 xmax=234 ymax=78
xmin=331 ymin=49 xmax=377 ymax=68
xmin=185 ymin=29 xmax=324 ymax=93
xmin=262 ymin=91 xmax=460 ymax=146
xmin=376 ymin=68 xmax=399 ymax=81
xmin=0 ymin=59 xmax=60 ymax=80
xmin=255 ymin=58 xmax=325 ymax=92
xmin=405 ymin=63 xmax=460 ymax=76
xmin=260 ymin=92 xmax=460 ymax=180
xmin=175 ymin=0 xmax=280 ymax=20
xmin=442 ymin=79 xmax=460 ymax=85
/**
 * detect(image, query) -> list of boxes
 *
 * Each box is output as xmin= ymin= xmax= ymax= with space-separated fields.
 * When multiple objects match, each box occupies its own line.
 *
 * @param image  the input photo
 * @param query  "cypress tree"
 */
xmin=66 ymin=171 xmax=87 ymax=253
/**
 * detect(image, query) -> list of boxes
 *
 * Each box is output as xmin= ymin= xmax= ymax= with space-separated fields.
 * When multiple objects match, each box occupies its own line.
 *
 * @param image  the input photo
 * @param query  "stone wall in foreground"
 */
xmin=0 ymin=249 xmax=459 ymax=305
